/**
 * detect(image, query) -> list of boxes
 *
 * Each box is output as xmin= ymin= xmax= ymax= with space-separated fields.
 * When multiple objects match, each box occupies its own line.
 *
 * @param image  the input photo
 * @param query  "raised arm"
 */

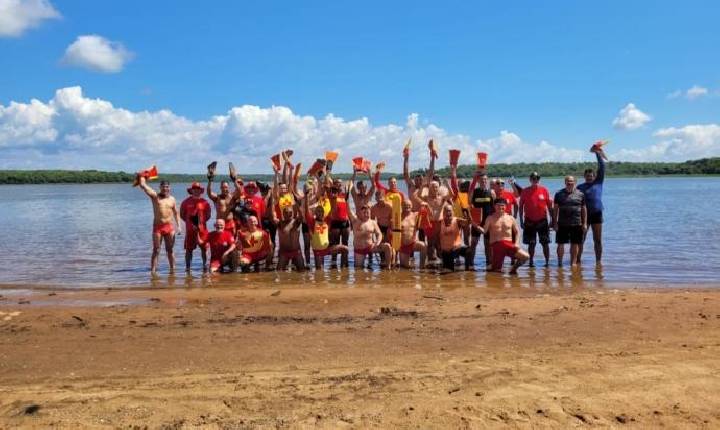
xmin=425 ymin=141 xmax=436 ymax=185
xmin=138 ymin=176 xmax=157 ymax=199
xmin=595 ymin=151 xmax=606 ymax=184
xmin=403 ymin=150 xmax=412 ymax=189
xmin=207 ymin=178 xmax=217 ymax=202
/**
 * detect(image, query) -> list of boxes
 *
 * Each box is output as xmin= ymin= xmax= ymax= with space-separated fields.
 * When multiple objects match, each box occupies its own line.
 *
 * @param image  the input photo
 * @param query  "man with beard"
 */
xmin=180 ymin=182 xmax=212 ymax=271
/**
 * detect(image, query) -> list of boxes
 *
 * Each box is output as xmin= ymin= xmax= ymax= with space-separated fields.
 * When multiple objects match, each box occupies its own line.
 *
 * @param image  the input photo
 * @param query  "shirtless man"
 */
xmin=349 ymin=204 xmax=393 ymax=268
xmin=412 ymin=181 xmax=450 ymax=262
xmin=138 ymin=177 xmax=182 ymax=274
xmin=197 ymin=219 xmax=237 ymax=273
xmin=180 ymin=182 xmax=212 ymax=271
xmin=350 ymin=169 xmax=374 ymax=214
xmin=398 ymin=200 xmax=427 ymax=269
xmin=481 ymin=198 xmax=529 ymax=274
xmin=371 ymin=190 xmax=393 ymax=243
xmin=207 ymin=179 xmax=236 ymax=235
xmin=275 ymin=205 xmax=305 ymax=271
xmin=438 ymin=204 xmax=471 ymax=271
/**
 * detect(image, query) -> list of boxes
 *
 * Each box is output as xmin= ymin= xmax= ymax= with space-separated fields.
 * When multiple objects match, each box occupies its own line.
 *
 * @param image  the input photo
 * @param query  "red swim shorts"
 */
xmin=491 ymin=240 xmax=518 ymax=271
xmin=185 ymin=225 xmax=209 ymax=251
xmin=354 ymin=247 xmax=373 ymax=256
xmin=153 ymin=223 xmax=175 ymax=236
xmin=241 ymin=251 xmax=268 ymax=265
xmin=399 ymin=241 xmax=416 ymax=256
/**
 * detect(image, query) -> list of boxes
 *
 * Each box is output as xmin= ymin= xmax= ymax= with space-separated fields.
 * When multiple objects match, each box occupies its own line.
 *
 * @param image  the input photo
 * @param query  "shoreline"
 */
xmin=1 ymin=285 xmax=719 ymax=427
xmin=2 ymin=278 xmax=720 ymax=298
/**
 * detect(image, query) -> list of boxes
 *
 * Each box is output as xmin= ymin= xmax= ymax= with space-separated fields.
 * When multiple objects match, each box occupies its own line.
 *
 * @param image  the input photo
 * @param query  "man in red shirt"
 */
xmin=180 ymin=182 xmax=212 ymax=271
xmin=492 ymin=178 xmax=518 ymax=217
xmin=198 ymin=219 xmax=236 ymax=273
xmin=517 ymin=172 xmax=553 ymax=267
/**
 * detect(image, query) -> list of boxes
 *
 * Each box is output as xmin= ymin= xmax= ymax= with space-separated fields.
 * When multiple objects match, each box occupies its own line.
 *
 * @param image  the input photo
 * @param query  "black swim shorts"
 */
xmin=522 ymin=218 xmax=550 ymax=245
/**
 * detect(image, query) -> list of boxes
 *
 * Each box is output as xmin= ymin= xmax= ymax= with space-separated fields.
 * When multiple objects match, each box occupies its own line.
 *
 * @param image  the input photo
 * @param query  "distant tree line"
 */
xmin=1 ymin=158 xmax=719 ymax=184
xmin=0 ymin=170 xmax=391 ymax=185
xmin=411 ymin=157 xmax=720 ymax=178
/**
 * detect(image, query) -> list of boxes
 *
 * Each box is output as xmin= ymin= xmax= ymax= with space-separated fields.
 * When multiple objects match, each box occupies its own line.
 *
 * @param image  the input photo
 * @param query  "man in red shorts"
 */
xmin=180 ymin=182 xmax=212 ymax=271
xmin=197 ymin=219 xmax=236 ymax=273
xmin=481 ymin=198 xmax=529 ymax=274
xmin=137 ymin=177 xmax=182 ymax=274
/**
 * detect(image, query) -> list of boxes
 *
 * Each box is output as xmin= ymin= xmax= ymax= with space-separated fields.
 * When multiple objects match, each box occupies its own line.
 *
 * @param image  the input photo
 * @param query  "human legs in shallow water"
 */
xmin=578 ymin=221 xmax=603 ymax=265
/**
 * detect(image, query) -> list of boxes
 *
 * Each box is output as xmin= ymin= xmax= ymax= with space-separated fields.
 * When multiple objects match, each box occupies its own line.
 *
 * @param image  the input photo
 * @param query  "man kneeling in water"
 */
xmin=482 ymin=198 xmax=529 ymax=274
xmin=439 ymin=204 xmax=471 ymax=271
xmin=349 ymin=204 xmax=393 ymax=268
xmin=275 ymin=205 xmax=306 ymax=271
xmin=308 ymin=205 xmax=349 ymax=270
xmin=197 ymin=219 xmax=237 ymax=273
xmin=236 ymin=216 xmax=274 ymax=272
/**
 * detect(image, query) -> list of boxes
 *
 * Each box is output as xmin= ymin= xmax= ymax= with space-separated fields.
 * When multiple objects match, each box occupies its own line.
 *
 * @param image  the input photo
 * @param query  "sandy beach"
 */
xmin=1 ymin=284 xmax=719 ymax=429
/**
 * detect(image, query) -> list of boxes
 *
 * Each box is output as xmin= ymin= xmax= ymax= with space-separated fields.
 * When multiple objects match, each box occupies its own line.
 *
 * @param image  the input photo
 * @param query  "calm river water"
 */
xmin=0 ymin=178 xmax=718 ymax=289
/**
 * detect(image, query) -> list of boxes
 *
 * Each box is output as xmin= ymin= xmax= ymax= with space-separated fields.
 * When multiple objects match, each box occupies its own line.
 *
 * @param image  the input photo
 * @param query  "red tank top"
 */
xmin=332 ymin=194 xmax=349 ymax=221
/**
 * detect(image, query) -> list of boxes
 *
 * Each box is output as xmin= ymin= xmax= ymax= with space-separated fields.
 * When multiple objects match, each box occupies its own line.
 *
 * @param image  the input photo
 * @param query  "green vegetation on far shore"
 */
xmin=0 ymin=170 xmax=390 ymax=185
xmin=1 ymin=157 xmax=719 ymax=184
xmin=411 ymin=157 xmax=720 ymax=179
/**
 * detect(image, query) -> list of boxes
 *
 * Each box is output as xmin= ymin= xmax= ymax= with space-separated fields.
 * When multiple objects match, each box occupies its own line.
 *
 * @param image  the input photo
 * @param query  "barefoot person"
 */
xmin=518 ymin=172 xmax=553 ymax=267
xmin=328 ymin=178 xmax=351 ymax=268
xmin=137 ymin=177 xmax=182 ymax=274
xmin=439 ymin=204 xmax=471 ymax=271
xmin=197 ymin=219 xmax=236 ymax=273
xmin=308 ymin=205 xmax=348 ymax=270
xmin=398 ymin=200 xmax=427 ymax=269
xmin=371 ymin=190 xmax=393 ymax=243
xmin=349 ymin=203 xmax=393 ymax=268
xmin=350 ymin=169 xmax=375 ymax=214
xmin=577 ymin=144 xmax=607 ymax=264
xmin=552 ymin=176 xmax=587 ymax=267
xmin=412 ymin=180 xmax=449 ymax=263
xmin=180 ymin=182 xmax=212 ymax=271
xmin=275 ymin=205 xmax=306 ymax=271
xmin=482 ymin=199 xmax=529 ymax=274
xmin=468 ymin=171 xmax=496 ymax=269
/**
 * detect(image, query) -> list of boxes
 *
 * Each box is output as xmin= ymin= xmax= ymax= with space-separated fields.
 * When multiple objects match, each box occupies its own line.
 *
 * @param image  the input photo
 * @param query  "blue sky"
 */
xmin=1 ymin=0 xmax=719 ymax=172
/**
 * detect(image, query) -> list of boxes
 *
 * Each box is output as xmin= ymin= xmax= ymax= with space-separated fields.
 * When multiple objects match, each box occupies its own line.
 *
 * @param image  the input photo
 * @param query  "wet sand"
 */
xmin=1 ymin=284 xmax=720 ymax=428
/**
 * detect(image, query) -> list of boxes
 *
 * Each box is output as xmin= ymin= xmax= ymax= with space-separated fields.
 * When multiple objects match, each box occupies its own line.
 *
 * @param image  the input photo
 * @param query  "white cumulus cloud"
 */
xmin=61 ymin=35 xmax=133 ymax=73
xmin=615 ymin=124 xmax=720 ymax=161
xmin=1 ymin=87 xmax=719 ymax=172
xmin=612 ymin=103 xmax=652 ymax=130
xmin=0 ymin=0 xmax=60 ymax=37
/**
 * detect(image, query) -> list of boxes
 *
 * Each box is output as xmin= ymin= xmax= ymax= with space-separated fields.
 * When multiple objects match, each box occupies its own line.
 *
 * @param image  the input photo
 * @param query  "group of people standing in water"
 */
xmin=137 ymin=139 xmax=607 ymax=275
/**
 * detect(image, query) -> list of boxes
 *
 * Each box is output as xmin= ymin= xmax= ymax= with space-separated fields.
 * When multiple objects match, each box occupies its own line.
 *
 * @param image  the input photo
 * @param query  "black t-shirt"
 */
xmin=233 ymin=206 xmax=258 ymax=226
xmin=554 ymin=188 xmax=585 ymax=226
xmin=471 ymin=187 xmax=494 ymax=222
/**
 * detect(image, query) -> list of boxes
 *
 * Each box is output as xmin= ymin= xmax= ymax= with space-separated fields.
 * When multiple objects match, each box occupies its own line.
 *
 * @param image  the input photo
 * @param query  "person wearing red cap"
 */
xmin=180 ymin=182 xmax=212 ymax=271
